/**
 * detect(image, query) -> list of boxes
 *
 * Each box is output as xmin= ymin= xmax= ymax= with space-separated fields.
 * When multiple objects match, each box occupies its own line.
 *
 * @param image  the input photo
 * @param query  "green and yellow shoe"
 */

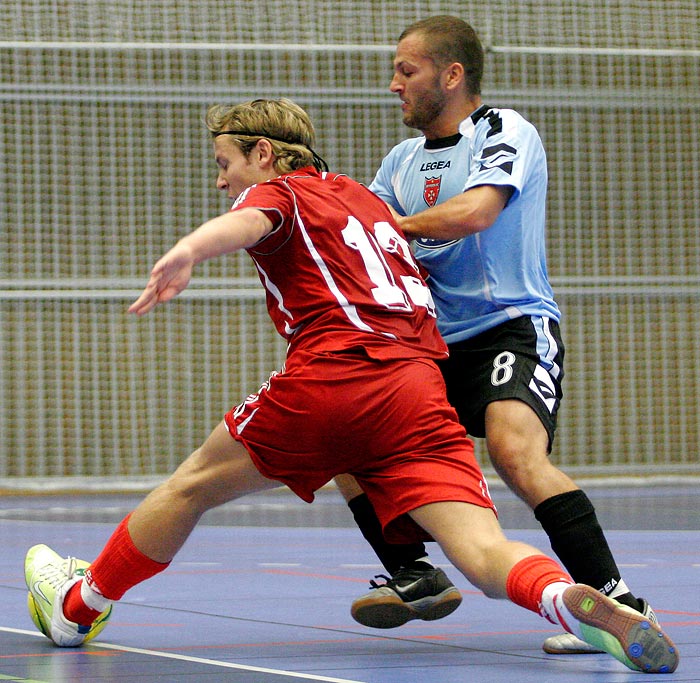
xmin=563 ymin=584 xmax=679 ymax=673
xmin=25 ymin=544 xmax=112 ymax=647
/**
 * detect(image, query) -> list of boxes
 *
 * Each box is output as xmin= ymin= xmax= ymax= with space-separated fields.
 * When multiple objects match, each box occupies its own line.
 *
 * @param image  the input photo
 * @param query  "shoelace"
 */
xmin=37 ymin=556 xmax=78 ymax=589
xmin=368 ymin=574 xmax=391 ymax=590
xmin=63 ymin=556 xmax=79 ymax=578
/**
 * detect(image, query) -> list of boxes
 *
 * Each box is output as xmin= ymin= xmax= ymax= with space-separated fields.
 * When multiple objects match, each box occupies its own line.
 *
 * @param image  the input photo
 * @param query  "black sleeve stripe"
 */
xmin=484 ymin=110 xmax=503 ymax=138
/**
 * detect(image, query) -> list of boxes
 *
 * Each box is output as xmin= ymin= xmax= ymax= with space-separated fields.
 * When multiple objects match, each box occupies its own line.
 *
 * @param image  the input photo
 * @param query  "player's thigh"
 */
xmin=408 ymin=501 xmax=506 ymax=569
xmin=171 ymin=420 xmax=280 ymax=507
xmin=484 ymin=399 xmax=579 ymax=507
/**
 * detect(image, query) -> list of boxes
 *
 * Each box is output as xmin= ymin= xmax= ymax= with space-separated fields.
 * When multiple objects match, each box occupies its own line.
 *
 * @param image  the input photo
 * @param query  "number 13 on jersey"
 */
xmin=342 ymin=217 xmax=437 ymax=318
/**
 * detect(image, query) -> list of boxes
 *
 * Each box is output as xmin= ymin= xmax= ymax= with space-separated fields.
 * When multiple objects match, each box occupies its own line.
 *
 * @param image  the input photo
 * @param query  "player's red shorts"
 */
xmin=225 ymin=349 xmax=495 ymax=543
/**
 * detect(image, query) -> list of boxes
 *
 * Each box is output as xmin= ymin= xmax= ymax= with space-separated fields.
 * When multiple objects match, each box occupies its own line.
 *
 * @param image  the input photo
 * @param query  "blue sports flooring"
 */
xmin=0 ymin=484 xmax=698 ymax=682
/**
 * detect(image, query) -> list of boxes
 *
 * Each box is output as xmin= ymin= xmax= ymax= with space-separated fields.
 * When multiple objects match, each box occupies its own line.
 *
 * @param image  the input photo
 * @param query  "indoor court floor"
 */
xmin=1 ymin=483 xmax=698 ymax=682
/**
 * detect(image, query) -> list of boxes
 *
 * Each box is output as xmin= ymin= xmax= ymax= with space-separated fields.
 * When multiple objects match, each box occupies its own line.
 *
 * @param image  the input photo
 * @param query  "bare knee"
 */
xmin=461 ymin=547 xmax=503 ymax=598
xmin=487 ymin=430 xmax=541 ymax=491
xmin=484 ymin=401 xmax=568 ymax=505
xmin=159 ymin=450 xmax=220 ymax=514
xmin=489 ymin=443 xmax=542 ymax=490
xmin=162 ymin=427 xmax=276 ymax=513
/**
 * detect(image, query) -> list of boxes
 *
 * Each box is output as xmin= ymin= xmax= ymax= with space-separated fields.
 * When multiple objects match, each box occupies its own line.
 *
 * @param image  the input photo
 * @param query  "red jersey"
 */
xmin=232 ymin=167 xmax=446 ymax=361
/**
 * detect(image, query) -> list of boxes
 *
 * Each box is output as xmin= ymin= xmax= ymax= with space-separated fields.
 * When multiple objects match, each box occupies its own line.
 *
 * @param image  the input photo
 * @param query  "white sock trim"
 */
xmin=540 ymin=581 xmax=578 ymax=634
xmin=80 ymin=577 xmax=112 ymax=613
xmin=607 ymin=579 xmax=631 ymax=599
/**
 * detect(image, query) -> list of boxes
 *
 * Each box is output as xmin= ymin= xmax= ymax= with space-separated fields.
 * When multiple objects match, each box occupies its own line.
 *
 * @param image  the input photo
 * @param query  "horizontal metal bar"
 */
xmin=0 ymin=288 xmax=266 ymax=301
xmin=0 ymin=90 xmax=395 ymax=106
xmin=3 ymin=276 xmax=699 ymax=290
xmin=489 ymin=45 xmax=700 ymax=59
xmin=554 ymin=286 xmax=700 ymax=296
xmin=1 ymin=41 xmax=698 ymax=59
xmin=1 ymin=87 xmax=696 ymax=109
xmin=0 ymin=40 xmax=395 ymax=52
xmin=551 ymin=275 xmax=700 ymax=286
xmin=0 ymin=287 xmax=698 ymax=301
xmin=0 ymin=278 xmax=261 ymax=289
xmin=1 ymin=471 xmax=698 ymax=493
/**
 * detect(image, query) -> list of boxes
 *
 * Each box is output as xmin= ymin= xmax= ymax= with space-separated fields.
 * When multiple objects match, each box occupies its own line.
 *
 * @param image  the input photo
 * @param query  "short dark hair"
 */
xmin=400 ymin=15 xmax=484 ymax=96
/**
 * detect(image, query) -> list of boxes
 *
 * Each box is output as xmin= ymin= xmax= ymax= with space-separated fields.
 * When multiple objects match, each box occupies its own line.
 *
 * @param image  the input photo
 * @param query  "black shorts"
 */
xmin=438 ymin=316 xmax=565 ymax=449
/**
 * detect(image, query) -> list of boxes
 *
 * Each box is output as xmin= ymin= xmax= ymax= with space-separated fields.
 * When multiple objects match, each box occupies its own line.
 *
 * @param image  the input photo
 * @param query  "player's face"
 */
xmin=390 ymin=34 xmax=448 ymax=134
xmin=213 ymin=137 xmax=265 ymax=199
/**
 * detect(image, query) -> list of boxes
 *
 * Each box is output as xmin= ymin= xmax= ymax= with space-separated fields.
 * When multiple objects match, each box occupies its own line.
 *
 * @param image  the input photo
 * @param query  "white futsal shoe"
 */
xmin=25 ymin=544 xmax=112 ymax=647
xmin=543 ymin=597 xmax=657 ymax=654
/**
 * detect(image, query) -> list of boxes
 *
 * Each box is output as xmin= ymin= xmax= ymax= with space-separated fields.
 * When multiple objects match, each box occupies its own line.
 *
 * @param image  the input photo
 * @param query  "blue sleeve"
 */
xmin=464 ymin=112 xmax=542 ymax=202
xmin=368 ymin=146 xmax=407 ymax=216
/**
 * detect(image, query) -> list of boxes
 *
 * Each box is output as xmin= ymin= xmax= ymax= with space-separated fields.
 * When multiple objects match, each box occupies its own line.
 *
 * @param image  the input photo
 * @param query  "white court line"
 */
xmin=0 ymin=627 xmax=366 ymax=683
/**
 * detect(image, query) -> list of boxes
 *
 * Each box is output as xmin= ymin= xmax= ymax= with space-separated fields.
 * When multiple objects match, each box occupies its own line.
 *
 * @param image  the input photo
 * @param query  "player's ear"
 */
xmin=443 ymin=62 xmax=465 ymax=92
xmin=255 ymin=138 xmax=276 ymax=168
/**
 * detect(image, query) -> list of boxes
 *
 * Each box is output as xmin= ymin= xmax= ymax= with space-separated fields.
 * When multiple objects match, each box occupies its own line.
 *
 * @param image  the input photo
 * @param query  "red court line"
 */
xmin=0 ymin=650 xmax=119 ymax=659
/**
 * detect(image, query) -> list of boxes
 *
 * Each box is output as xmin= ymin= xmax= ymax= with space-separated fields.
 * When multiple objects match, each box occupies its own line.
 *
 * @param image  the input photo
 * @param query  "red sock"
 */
xmin=63 ymin=513 xmax=170 ymax=625
xmin=505 ymin=554 xmax=572 ymax=615
xmin=63 ymin=584 xmax=103 ymax=626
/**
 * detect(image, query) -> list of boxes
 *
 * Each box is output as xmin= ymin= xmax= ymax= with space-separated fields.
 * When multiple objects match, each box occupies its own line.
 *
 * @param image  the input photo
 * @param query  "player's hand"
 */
xmin=383 ymin=202 xmax=412 ymax=239
xmin=386 ymin=204 xmax=402 ymax=223
xmin=129 ymin=243 xmax=195 ymax=316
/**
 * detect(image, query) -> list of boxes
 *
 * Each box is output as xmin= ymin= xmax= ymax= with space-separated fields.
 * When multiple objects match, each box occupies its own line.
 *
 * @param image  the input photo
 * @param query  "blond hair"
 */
xmin=205 ymin=98 xmax=326 ymax=173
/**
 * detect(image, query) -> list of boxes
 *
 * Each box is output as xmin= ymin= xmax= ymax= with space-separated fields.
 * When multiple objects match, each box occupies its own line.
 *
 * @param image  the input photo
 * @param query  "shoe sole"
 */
xmin=351 ymin=587 xmax=462 ymax=629
xmin=542 ymin=639 xmax=603 ymax=655
xmin=27 ymin=591 xmax=51 ymax=638
xmin=563 ymin=585 xmax=679 ymax=673
xmin=27 ymin=591 xmax=112 ymax=646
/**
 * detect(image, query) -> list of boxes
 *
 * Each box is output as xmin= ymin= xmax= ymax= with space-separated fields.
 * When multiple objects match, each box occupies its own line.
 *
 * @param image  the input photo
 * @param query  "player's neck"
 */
xmin=421 ymin=97 xmax=481 ymax=140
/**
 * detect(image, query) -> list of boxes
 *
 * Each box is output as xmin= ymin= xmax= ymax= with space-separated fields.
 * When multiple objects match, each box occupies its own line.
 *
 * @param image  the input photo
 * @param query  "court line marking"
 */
xmin=0 ymin=627 xmax=366 ymax=683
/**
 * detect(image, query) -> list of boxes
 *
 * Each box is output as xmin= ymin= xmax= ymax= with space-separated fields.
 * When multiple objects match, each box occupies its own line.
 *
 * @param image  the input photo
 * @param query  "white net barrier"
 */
xmin=0 ymin=0 xmax=698 ymax=485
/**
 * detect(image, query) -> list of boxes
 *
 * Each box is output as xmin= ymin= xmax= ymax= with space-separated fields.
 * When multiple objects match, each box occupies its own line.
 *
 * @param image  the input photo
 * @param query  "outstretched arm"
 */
xmin=129 ymin=207 xmax=274 ymax=316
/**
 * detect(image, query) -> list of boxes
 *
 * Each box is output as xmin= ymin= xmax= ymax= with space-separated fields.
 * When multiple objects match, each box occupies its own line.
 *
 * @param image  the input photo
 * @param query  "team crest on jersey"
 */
xmin=423 ymin=176 xmax=442 ymax=207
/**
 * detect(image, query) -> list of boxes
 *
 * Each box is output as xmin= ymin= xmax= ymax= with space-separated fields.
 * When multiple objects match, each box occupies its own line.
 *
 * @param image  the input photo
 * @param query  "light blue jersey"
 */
xmin=369 ymin=105 xmax=560 ymax=344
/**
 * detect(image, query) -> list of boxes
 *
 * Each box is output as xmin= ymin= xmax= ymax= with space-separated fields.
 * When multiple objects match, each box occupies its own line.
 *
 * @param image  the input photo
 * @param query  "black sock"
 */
xmin=347 ymin=493 xmax=428 ymax=575
xmin=534 ymin=490 xmax=640 ymax=611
